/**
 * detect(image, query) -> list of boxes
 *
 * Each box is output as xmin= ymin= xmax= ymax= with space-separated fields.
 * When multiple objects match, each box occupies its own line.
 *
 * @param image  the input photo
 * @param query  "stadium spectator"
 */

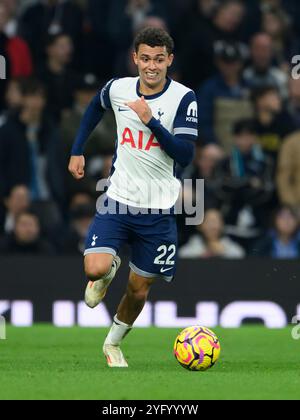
xmin=19 ymin=0 xmax=84 ymax=69
xmin=86 ymin=5 xmax=173 ymax=81
xmin=236 ymin=0 xmax=262 ymax=41
xmin=1 ymin=0 xmax=19 ymax=37
xmin=0 ymin=211 xmax=55 ymax=255
xmin=0 ymin=79 xmax=65 ymax=208
xmin=83 ymin=0 xmax=114 ymax=80
xmin=0 ymin=2 xmax=33 ymax=77
xmin=0 ymin=77 xmax=25 ymax=123
xmin=252 ymin=85 xmax=296 ymax=164
xmin=282 ymin=0 xmax=300 ymax=41
xmin=37 ymin=33 xmax=79 ymax=122
xmin=197 ymin=40 xmax=252 ymax=151
xmin=243 ymin=33 xmax=288 ymax=98
xmin=3 ymin=184 xmax=31 ymax=234
xmin=213 ymin=119 xmax=274 ymax=247
xmin=288 ymin=77 xmax=300 ymax=129
xmin=0 ymin=1 xmax=33 ymax=110
xmin=191 ymin=0 xmax=218 ymax=20
xmin=179 ymin=0 xmax=246 ymax=89
xmin=251 ymin=206 xmax=300 ymax=258
xmin=179 ymin=208 xmax=245 ymax=258
xmin=164 ymin=0 xmax=206 ymax=45
xmin=260 ymin=5 xmax=295 ymax=68
xmin=277 ymin=130 xmax=300 ymax=209
xmin=178 ymin=143 xmax=224 ymax=246
xmin=4 ymin=77 xmax=23 ymax=108
xmin=107 ymin=0 xmax=167 ymax=74
xmin=182 ymin=143 xmax=224 ymax=209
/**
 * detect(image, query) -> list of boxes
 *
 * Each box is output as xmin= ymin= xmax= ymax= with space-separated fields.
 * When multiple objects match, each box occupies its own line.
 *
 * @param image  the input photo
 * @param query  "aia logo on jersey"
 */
xmin=121 ymin=128 xmax=162 ymax=151
xmin=186 ymin=101 xmax=198 ymax=123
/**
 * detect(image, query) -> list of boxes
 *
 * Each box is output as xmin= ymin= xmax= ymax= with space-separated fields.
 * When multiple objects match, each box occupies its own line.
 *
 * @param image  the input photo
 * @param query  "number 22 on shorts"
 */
xmin=154 ymin=244 xmax=176 ymax=266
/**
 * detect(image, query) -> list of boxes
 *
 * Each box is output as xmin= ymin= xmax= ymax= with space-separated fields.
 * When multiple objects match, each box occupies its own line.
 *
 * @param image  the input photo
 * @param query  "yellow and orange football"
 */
xmin=174 ymin=326 xmax=221 ymax=371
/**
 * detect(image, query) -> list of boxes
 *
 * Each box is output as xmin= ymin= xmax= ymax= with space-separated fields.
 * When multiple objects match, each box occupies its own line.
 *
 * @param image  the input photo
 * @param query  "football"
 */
xmin=174 ymin=326 xmax=221 ymax=371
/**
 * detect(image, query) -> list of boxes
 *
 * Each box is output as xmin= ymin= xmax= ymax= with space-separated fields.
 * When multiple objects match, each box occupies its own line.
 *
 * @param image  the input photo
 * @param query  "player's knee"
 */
xmin=84 ymin=257 xmax=112 ymax=281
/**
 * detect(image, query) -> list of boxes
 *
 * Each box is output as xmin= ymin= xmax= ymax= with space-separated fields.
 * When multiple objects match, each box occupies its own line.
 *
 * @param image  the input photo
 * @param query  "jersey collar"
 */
xmin=136 ymin=77 xmax=172 ymax=100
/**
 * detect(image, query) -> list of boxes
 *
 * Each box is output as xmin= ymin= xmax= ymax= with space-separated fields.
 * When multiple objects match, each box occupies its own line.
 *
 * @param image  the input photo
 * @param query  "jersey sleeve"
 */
xmin=146 ymin=90 xmax=198 ymax=168
xmin=173 ymin=90 xmax=198 ymax=141
xmin=100 ymin=78 xmax=117 ymax=110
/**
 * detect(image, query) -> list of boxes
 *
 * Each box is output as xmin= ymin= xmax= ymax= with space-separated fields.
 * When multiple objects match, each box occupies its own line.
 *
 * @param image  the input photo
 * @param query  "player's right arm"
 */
xmin=68 ymin=79 xmax=116 ymax=179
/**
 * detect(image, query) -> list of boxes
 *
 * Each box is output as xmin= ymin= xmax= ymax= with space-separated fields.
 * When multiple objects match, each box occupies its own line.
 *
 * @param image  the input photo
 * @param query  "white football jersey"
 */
xmin=100 ymin=77 xmax=198 ymax=209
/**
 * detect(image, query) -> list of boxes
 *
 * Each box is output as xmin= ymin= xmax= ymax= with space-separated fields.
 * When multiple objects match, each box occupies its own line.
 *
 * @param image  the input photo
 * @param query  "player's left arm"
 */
xmin=69 ymin=78 xmax=116 ymax=179
xmin=126 ymin=91 xmax=198 ymax=167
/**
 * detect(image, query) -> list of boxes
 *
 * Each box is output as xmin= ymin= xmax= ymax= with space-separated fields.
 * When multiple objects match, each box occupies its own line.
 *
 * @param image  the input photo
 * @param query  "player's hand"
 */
xmin=125 ymin=96 xmax=152 ymax=125
xmin=68 ymin=155 xmax=85 ymax=180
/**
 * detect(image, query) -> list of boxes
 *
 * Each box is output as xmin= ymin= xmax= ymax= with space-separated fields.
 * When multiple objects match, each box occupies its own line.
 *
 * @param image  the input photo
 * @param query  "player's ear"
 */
xmin=133 ymin=51 xmax=138 ymax=65
xmin=167 ymin=54 xmax=174 ymax=67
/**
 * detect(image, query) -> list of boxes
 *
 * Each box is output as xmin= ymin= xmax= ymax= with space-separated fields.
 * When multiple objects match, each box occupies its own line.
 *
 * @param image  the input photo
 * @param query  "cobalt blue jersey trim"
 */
xmin=173 ymin=90 xmax=198 ymax=141
xmin=136 ymin=77 xmax=172 ymax=100
xmin=100 ymin=78 xmax=117 ymax=109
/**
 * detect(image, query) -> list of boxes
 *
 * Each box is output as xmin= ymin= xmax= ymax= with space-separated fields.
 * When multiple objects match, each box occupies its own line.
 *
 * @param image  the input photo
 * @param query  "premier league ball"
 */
xmin=174 ymin=326 xmax=221 ymax=371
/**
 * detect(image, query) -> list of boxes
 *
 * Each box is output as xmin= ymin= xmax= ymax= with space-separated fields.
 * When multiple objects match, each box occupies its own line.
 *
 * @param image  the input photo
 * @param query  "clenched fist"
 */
xmin=68 ymin=155 xmax=85 ymax=179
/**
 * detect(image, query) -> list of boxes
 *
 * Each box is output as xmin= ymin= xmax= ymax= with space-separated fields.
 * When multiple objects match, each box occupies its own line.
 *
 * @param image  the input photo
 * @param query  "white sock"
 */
xmin=104 ymin=315 xmax=132 ymax=346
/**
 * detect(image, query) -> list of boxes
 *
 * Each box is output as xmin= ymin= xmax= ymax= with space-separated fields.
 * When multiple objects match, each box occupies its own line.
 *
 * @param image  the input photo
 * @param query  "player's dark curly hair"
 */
xmin=134 ymin=27 xmax=174 ymax=55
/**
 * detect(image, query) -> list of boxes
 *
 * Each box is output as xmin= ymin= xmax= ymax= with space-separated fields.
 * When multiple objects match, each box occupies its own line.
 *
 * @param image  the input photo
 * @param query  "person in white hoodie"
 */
xmin=179 ymin=208 xmax=245 ymax=259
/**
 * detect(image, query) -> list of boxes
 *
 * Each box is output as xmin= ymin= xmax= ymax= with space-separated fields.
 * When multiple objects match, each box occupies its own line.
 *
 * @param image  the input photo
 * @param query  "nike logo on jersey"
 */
xmin=160 ymin=267 xmax=173 ymax=273
xmin=118 ymin=107 xmax=130 ymax=112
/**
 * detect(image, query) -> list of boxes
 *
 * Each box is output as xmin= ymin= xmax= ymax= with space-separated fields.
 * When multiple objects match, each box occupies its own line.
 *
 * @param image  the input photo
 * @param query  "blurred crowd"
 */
xmin=1 ymin=0 xmax=300 ymax=260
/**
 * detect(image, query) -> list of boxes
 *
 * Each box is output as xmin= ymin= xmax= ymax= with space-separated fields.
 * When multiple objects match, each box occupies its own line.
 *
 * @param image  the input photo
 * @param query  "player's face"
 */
xmin=133 ymin=44 xmax=174 ymax=90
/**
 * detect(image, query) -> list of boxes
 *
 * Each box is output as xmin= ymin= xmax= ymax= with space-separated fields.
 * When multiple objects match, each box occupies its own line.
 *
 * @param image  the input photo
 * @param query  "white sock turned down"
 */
xmin=104 ymin=315 xmax=132 ymax=346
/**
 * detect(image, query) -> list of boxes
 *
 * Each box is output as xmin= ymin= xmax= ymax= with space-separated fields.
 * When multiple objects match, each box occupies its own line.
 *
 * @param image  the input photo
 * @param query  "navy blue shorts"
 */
xmin=84 ymin=200 xmax=178 ymax=282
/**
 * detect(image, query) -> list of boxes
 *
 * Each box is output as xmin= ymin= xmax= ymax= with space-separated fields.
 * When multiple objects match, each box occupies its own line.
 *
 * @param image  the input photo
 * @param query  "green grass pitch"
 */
xmin=1 ymin=325 xmax=300 ymax=400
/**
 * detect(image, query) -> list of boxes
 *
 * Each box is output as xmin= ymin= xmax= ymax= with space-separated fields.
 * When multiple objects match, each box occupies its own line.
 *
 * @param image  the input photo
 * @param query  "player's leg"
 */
xmin=84 ymin=253 xmax=121 ymax=308
xmin=103 ymin=213 xmax=177 ymax=367
xmin=84 ymin=253 xmax=114 ymax=281
xmin=116 ymin=270 xmax=155 ymax=325
xmin=83 ymin=203 xmax=128 ymax=308
xmin=103 ymin=270 xmax=156 ymax=367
